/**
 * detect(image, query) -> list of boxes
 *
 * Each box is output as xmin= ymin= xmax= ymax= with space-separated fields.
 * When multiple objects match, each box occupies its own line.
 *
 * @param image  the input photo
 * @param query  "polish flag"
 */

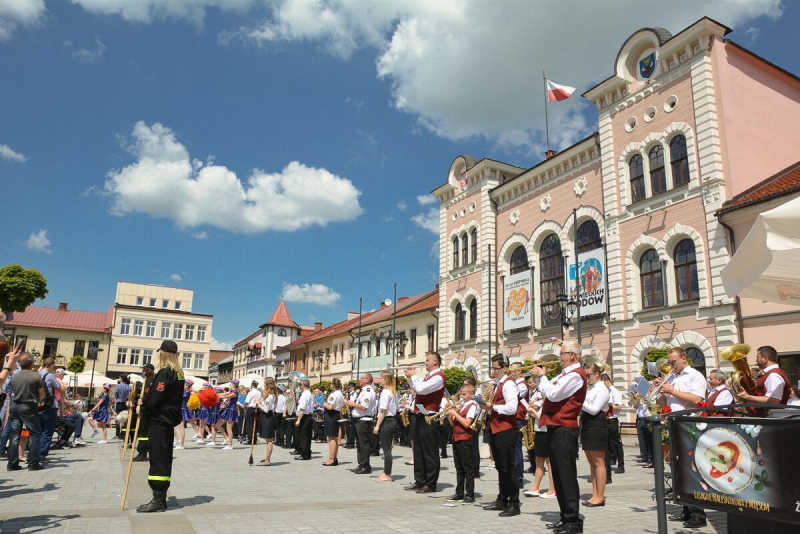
xmin=546 ymin=80 xmax=576 ymax=101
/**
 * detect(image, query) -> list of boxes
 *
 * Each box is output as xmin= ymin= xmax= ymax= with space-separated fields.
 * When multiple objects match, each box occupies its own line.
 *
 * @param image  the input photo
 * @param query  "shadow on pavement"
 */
xmin=0 ymin=482 xmax=58 ymax=500
xmin=0 ymin=513 xmax=79 ymax=534
xmin=172 ymin=494 xmax=215 ymax=508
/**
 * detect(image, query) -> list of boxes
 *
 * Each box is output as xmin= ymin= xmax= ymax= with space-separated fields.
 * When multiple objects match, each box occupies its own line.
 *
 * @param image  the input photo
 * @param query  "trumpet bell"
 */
xmin=654 ymin=358 xmax=672 ymax=376
xmin=582 ymin=354 xmax=608 ymax=372
xmin=719 ymin=343 xmax=751 ymax=363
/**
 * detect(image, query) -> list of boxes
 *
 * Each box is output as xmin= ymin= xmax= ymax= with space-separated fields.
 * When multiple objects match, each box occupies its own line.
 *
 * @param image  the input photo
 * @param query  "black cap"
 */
xmin=159 ymin=340 xmax=178 ymax=353
xmin=251 ymin=381 xmax=259 ymax=388
xmin=141 ymin=363 xmax=155 ymax=371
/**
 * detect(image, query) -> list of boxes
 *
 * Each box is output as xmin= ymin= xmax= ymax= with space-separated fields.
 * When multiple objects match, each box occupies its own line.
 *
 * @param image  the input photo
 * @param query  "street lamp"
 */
xmin=542 ymin=292 xmax=578 ymax=339
xmin=392 ymin=331 xmax=409 ymax=358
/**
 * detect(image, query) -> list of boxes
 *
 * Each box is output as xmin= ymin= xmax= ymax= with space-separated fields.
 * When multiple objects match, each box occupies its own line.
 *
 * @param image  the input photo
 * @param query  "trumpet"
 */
xmin=515 ymin=354 xmax=560 ymax=374
xmin=386 ymin=363 xmax=417 ymax=371
xmin=644 ymin=358 xmax=674 ymax=411
xmin=424 ymin=401 xmax=461 ymax=424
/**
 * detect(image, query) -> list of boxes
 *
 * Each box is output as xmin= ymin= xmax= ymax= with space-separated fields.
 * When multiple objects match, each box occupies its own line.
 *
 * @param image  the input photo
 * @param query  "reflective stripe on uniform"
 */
xmin=148 ymin=475 xmax=170 ymax=481
xmin=138 ymin=437 xmax=148 ymax=441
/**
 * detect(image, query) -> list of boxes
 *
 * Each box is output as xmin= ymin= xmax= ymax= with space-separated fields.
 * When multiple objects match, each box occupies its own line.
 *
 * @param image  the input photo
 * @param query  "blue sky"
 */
xmin=2 ymin=1 xmax=798 ymax=348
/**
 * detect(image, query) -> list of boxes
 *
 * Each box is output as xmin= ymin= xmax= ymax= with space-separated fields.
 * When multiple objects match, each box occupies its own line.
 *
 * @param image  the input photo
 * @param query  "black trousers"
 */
xmin=471 ymin=429 xmax=481 ymax=473
xmin=137 ymin=415 xmax=150 ymax=455
xmin=606 ymin=418 xmax=624 ymax=473
xmin=439 ymin=419 xmax=452 ymax=456
xmin=379 ymin=417 xmax=397 ymax=475
xmin=355 ymin=419 xmax=372 ymax=469
xmin=147 ymin=422 xmax=173 ymax=493
xmin=244 ymin=408 xmax=259 ymax=445
xmin=490 ymin=428 xmax=519 ymax=505
xmin=453 ymin=440 xmax=475 ymax=498
xmin=412 ymin=413 xmax=441 ymax=488
xmin=297 ymin=414 xmax=312 ymax=458
xmin=346 ymin=418 xmax=356 ymax=446
xmin=548 ymin=426 xmax=581 ymax=525
xmin=515 ymin=419 xmax=525 ymax=484
xmin=274 ymin=415 xmax=284 ymax=445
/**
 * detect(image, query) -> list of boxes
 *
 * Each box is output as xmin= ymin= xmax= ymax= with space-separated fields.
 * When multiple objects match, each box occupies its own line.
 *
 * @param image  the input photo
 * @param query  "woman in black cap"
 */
xmin=136 ymin=340 xmax=185 ymax=513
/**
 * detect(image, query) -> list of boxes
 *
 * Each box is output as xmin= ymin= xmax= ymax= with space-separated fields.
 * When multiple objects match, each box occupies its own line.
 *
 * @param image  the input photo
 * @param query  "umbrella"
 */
xmin=183 ymin=374 xmax=207 ymax=391
xmin=240 ymin=373 xmax=265 ymax=388
xmin=721 ymin=196 xmax=800 ymax=304
xmin=73 ymin=371 xmax=114 ymax=389
xmin=128 ymin=373 xmax=144 ymax=384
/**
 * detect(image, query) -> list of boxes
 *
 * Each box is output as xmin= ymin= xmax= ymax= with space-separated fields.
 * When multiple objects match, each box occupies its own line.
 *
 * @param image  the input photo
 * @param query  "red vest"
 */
xmin=489 ymin=376 xmax=518 ymax=434
xmin=539 ymin=367 xmax=587 ymax=429
xmin=413 ymin=369 xmax=446 ymax=414
xmin=606 ymin=402 xmax=614 ymax=419
xmin=452 ymin=400 xmax=477 ymax=442
xmin=515 ymin=378 xmax=528 ymax=421
xmin=707 ymin=387 xmax=731 ymax=406
xmin=755 ymin=367 xmax=790 ymax=404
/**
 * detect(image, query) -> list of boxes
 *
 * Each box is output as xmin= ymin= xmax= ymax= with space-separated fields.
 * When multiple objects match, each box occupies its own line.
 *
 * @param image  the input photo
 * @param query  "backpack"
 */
xmin=38 ymin=373 xmax=55 ymax=412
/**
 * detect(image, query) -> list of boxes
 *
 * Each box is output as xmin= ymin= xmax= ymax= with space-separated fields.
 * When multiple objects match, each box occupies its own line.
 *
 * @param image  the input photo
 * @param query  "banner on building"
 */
xmin=503 ymin=269 xmax=533 ymax=332
xmin=670 ymin=415 xmax=800 ymax=525
xmin=568 ymin=247 xmax=606 ymax=316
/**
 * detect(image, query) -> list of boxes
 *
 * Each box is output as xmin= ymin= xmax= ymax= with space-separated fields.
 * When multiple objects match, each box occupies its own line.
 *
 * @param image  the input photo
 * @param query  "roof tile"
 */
xmin=6 ymin=305 xmax=110 ymax=333
xmin=717 ymin=161 xmax=800 ymax=214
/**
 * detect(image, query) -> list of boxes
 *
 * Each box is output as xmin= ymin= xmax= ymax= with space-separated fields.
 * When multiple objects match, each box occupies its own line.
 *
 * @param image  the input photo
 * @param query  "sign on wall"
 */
xmin=568 ymin=248 xmax=606 ymax=316
xmin=503 ymin=269 xmax=533 ymax=332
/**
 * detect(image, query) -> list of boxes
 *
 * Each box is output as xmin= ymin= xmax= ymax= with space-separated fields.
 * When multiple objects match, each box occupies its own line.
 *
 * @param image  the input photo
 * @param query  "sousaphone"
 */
xmin=719 ymin=343 xmax=756 ymax=395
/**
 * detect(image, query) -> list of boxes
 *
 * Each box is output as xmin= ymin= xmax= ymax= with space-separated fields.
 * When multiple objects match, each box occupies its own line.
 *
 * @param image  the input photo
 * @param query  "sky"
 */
xmin=1 ymin=0 xmax=798 ymax=349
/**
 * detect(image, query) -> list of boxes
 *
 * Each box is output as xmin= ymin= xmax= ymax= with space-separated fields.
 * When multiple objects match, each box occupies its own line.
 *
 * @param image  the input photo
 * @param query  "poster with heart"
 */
xmin=670 ymin=415 xmax=800 ymax=526
xmin=503 ymin=269 xmax=532 ymax=332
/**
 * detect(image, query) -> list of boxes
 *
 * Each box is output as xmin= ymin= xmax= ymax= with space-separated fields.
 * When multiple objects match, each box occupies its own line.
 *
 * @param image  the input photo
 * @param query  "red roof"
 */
xmin=264 ymin=300 xmax=297 ymax=329
xmin=6 ymin=305 xmax=111 ymax=334
xmin=717 ymin=161 xmax=800 ymax=214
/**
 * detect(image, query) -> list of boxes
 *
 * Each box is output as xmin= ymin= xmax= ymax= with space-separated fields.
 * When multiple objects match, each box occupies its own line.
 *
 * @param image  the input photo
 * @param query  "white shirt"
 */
xmin=636 ymin=397 xmax=650 ymax=419
xmin=515 ymin=377 xmax=529 ymax=410
xmin=667 ymin=366 xmax=707 ymax=412
xmin=244 ymin=389 xmax=262 ymax=408
xmin=260 ymin=393 xmax=275 ymax=412
xmin=275 ymin=393 xmax=286 ymax=414
xmin=707 ymin=384 xmax=733 ymax=406
xmin=538 ymin=363 xmax=585 ymax=402
xmin=762 ymin=364 xmax=787 ymax=400
xmin=491 ymin=375 xmax=519 ymax=416
xmin=352 ymin=385 xmax=376 ymax=418
xmin=297 ymin=389 xmax=314 ymax=415
xmin=459 ymin=399 xmax=478 ymax=420
xmin=607 ymin=386 xmax=622 ymax=419
xmin=378 ymin=389 xmax=398 ymax=416
xmin=529 ymin=389 xmax=547 ymax=432
xmin=583 ymin=382 xmax=610 ymax=416
xmin=327 ymin=389 xmax=344 ymax=411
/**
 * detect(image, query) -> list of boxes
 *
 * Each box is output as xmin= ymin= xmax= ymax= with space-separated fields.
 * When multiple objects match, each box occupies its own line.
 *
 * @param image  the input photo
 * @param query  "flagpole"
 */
xmin=543 ymin=71 xmax=550 ymax=154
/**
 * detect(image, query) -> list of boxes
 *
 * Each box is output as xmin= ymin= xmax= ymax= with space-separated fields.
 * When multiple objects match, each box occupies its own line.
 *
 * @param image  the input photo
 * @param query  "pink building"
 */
xmin=433 ymin=18 xmax=800 ymax=424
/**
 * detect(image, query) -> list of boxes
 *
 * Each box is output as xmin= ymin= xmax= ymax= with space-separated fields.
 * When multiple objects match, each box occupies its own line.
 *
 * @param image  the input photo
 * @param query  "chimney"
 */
xmin=545 ymin=150 xmax=557 ymax=160
xmin=315 ymin=322 xmax=323 ymax=331
xmin=58 ymin=303 xmax=68 ymax=311
xmin=398 ymin=296 xmax=409 ymax=303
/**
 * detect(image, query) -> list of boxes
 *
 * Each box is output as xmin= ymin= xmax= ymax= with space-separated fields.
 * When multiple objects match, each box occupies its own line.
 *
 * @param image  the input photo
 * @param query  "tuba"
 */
xmin=719 ymin=344 xmax=756 ymax=395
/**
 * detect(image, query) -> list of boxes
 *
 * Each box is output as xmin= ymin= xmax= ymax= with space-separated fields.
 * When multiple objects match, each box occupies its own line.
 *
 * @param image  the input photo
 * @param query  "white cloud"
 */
xmin=64 ymin=35 xmax=106 ymax=62
xmin=384 ymin=216 xmax=394 ymax=222
xmin=281 ymin=282 xmax=341 ymax=306
xmin=0 ymin=143 xmax=27 ymax=162
xmin=416 ymin=194 xmax=436 ymax=206
xmin=25 ymin=229 xmax=51 ymax=253
xmin=104 ymin=121 xmax=363 ymax=233
xmin=192 ymin=231 xmax=208 ymax=240
xmin=170 ymin=273 xmax=182 ymax=282
xmin=411 ymin=207 xmax=438 ymax=234
xmin=210 ymin=337 xmax=233 ymax=350
xmin=70 ymin=0 xmax=255 ymax=27
xmin=0 ymin=0 xmax=45 ymax=41
xmin=396 ymin=201 xmax=407 ymax=211
xmin=231 ymin=0 xmax=783 ymax=150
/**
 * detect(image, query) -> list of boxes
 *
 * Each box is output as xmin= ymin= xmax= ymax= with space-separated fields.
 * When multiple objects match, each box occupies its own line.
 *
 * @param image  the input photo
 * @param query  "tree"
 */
xmin=442 ymin=366 xmax=472 ymax=395
xmin=310 ymin=380 xmax=331 ymax=394
xmin=0 ymin=264 xmax=49 ymax=318
xmin=67 ymin=355 xmax=86 ymax=374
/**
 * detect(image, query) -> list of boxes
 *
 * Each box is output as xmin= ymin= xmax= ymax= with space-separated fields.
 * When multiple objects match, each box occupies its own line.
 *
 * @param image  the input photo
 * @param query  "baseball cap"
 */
xmin=251 ymin=380 xmax=259 ymax=388
xmin=159 ymin=339 xmax=178 ymax=353
xmin=55 ymin=368 xmax=66 ymax=375
xmin=141 ymin=363 xmax=155 ymax=371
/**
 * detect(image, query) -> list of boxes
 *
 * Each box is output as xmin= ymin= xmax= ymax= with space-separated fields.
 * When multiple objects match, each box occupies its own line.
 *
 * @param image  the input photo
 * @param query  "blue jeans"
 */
xmin=38 ymin=408 xmax=58 ymax=458
xmin=64 ymin=412 xmax=84 ymax=438
xmin=7 ymin=402 xmax=42 ymax=467
xmin=0 ymin=411 xmax=15 ymax=454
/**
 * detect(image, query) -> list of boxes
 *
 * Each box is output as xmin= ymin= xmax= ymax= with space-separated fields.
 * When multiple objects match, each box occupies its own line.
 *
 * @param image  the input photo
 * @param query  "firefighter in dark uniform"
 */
xmin=131 ymin=363 xmax=155 ymax=462
xmin=136 ymin=340 xmax=185 ymax=513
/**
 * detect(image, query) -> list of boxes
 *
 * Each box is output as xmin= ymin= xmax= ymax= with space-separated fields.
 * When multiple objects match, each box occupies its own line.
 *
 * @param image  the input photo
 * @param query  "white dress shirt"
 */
xmin=297 ymin=389 xmax=314 ymax=415
xmin=260 ymin=393 xmax=275 ymax=412
xmin=538 ymin=363 xmax=585 ymax=402
xmin=327 ymin=389 xmax=344 ymax=411
xmin=244 ymin=389 xmax=262 ymax=408
xmin=607 ymin=386 xmax=622 ymax=419
xmin=708 ymin=385 xmax=733 ymax=406
xmin=515 ymin=377 xmax=529 ymax=409
xmin=491 ymin=375 xmax=519 ymax=416
xmin=583 ymin=382 xmax=610 ymax=415
xmin=378 ymin=389 xmax=398 ymax=416
xmin=352 ymin=386 xmax=376 ymax=418
xmin=762 ymin=364 xmax=787 ymax=400
xmin=459 ymin=399 xmax=478 ymax=420
xmin=275 ymin=393 xmax=286 ymax=414
xmin=667 ymin=366 xmax=707 ymax=412
xmin=529 ymin=389 xmax=547 ymax=432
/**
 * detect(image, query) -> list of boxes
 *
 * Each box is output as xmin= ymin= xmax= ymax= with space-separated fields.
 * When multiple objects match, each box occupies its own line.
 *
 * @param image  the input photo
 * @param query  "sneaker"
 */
xmin=174 ymin=446 xmax=184 ymax=450
xmin=194 ymin=439 xmax=204 ymax=444
xmin=97 ymin=440 xmax=107 ymax=444
xmin=74 ymin=438 xmax=87 ymax=446
xmin=523 ymin=489 xmax=541 ymax=497
xmin=223 ymin=446 xmax=233 ymax=450
xmin=91 ymin=430 xmax=99 ymax=438
xmin=484 ymin=464 xmax=496 ymax=470
xmin=540 ymin=492 xmax=557 ymax=499
xmin=206 ymin=441 xmax=216 ymax=447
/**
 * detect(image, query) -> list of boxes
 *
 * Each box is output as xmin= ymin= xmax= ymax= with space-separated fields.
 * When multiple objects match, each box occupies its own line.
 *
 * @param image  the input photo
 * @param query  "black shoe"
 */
xmin=583 ymin=500 xmax=605 ymax=507
xmin=355 ymin=467 xmax=372 ymax=474
xmin=27 ymin=463 xmax=44 ymax=471
xmin=483 ymin=501 xmax=506 ymax=511
xmin=371 ymin=451 xmax=380 ymax=456
xmin=683 ymin=517 xmax=707 ymax=529
xmin=462 ymin=496 xmax=475 ymax=504
xmin=516 ymin=479 xmax=524 ymax=489
xmin=546 ymin=521 xmax=566 ymax=529
xmin=669 ymin=514 xmax=689 ymax=522
xmin=615 ymin=467 xmax=625 ymax=474
xmin=132 ymin=453 xmax=148 ymax=462
xmin=322 ymin=459 xmax=339 ymax=466
xmin=294 ymin=456 xmax=311 ymax=461
xmin=7 ymin=464 xmax=22 ymax=471
xmin=606 ymin=477 xmax=612 ymax=484
xmin=136 ymin=491 xmax=167 ymax=513
xmin=415 ymin=485 xmax=436 ymax=494
xmin=404 ymin=483 xmax=424 ymax=491
xmin=553 ymin=524 xmax=583 ymax=534
xmin=445 ymin=494 xmax=464 ymax=502
xmin=499 ymin=505 xmax=521 ymax=517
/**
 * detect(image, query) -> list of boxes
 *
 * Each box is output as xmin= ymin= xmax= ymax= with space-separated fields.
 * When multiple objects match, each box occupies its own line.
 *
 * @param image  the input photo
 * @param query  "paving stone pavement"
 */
xmin=0 ymin=435 xmax=727 ymax=533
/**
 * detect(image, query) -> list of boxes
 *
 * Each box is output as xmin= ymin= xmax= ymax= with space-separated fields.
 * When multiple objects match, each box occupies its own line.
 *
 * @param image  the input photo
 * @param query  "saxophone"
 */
xmin=521 ymin=415 xmax=536 ymax=451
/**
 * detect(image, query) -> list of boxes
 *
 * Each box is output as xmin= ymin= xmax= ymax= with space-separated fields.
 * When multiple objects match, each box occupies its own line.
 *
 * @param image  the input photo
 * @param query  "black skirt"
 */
xmin=534 ymin=430 xmax=550 ymax=458
xmin=323 ymin=409 xmax=341 ymax=438
xmin=580 ymin=411 xmax=608 ymax=451
xmin=259 ymin=411 xmax=276 ymax=439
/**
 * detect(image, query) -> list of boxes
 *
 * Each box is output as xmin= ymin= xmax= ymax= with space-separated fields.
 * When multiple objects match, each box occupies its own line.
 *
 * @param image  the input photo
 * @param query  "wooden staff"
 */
xmin=248 ymin=409 xmax=258 ymax=466
xmin=120 ymin=404 xmax=134 ymax=461
xmin=120 ymin=411 xmax=142 ymax=511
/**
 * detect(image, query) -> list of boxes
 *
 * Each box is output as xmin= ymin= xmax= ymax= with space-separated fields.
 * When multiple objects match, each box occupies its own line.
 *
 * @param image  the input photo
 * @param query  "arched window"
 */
xmin=640 ymin=249 xmax=664 ymax=309
xmin=540 ymin=234 xmax=564 ymax=327
xmin=670 ymin=135 xmax=690 ymax=187
xmin=461 ymin=232 xmax=469 ymax=266
xmin=649 ymin=145 xmax=666 ymax=194
xmin=454 ymin=303 xmax=466 ymax=341
xmin=452 ymin=237 xmax=460 ymax=269
xmin=577 ymin=220 xmax=602 ymax=253
xmin=471 ymin=228 xmax=478 ymax=263
xmin=469 ymin=299 xmax=478 ymax=339
xmin=510 ymin=245 xmax=529 ymax=275
xmin=674 ymin=239 xmax=699 ymax=302
xmin=630 ymin=154 xmax=645 ymax=202
xmin=278 ymin=328 xmax=287 ymax=336
xmin=687 ymin=347 xmax=707 ymax=377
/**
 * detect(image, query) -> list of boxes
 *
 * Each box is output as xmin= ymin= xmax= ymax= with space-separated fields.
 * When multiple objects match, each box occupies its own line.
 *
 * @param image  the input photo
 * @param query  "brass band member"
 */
xmin=735 ymin=345 xmax=790 ymax=410
xmin=581 ymin=364 xmax=609 ymax=507
xmin=531 ymin=341 xmax=587 ymax=534
xmin=404 ymin=351 xmax=446 ymax=493
xmin=482 ymin=354 xmax=521 ymax=517
xmin=373 ymin=371 xmax=398 ymax=482
xmin=603 ymin=374 xmax=624 ymax=478
xmin=323 ymin=378 xmax=344 ymax=466
xmin=509 ymin=362 xmax=529 ymax=488
xmin=706 ymin=370 xmax=733 ymax=406
xmin=445 ymin=382 xmax=478 ymax=504
xmin=345 ymin=374 xmax=376 ymax=474
xmin=293 ymin=379 xmax=314 ymax=460
xmin=257 ymin=377 xmax=278 ymax=466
